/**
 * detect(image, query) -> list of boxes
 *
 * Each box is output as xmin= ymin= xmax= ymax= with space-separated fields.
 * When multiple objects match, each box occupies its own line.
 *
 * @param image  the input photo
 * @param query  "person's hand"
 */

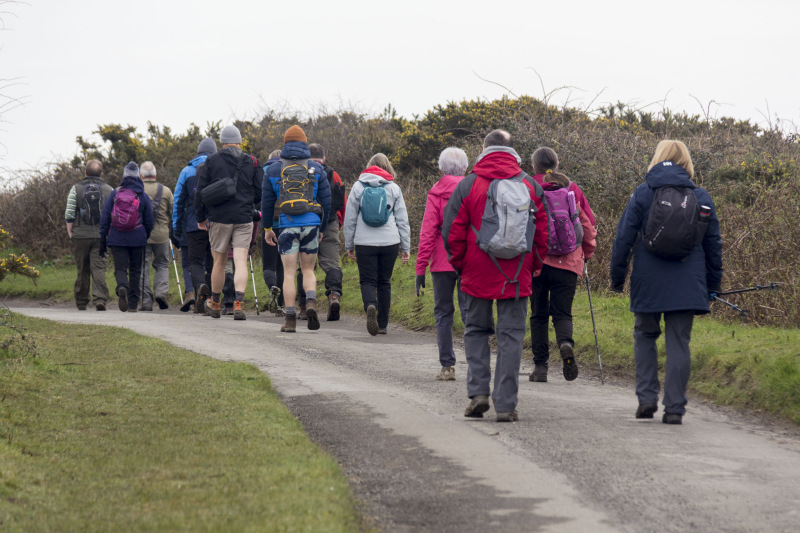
xmin=611 ymin=283 xmax=624 ymax=294
xmin=347 ymin=250 xmax=355 ymax=261
xmin=415 ymin=274 xmax=425 ymax=297
xmin=264 ymin=229 xmax=277 ymax=246
xmin=401 ymin=252 xmax=410 ymax=265
xmin=709 ymin=291 xmax=718 ymax=302
xmin=99 ymin=243 xmax=107 ymax=258
xmin=169 ymin=227 xmax=181 ymax=249
xmin=197 ymin=220 xmax=208 ymax=231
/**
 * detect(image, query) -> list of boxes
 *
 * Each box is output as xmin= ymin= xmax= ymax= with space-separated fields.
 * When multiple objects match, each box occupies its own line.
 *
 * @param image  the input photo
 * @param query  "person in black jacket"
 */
xmin=194 ymin=125 xmax=263 ymax=320
xmin=610 ymin=140 xmax=723 ymax=425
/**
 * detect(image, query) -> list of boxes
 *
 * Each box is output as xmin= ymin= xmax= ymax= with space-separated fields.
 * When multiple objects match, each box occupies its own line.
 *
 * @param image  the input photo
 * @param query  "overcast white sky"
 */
xmin=1 ymin=0 xmax=798 ymax=176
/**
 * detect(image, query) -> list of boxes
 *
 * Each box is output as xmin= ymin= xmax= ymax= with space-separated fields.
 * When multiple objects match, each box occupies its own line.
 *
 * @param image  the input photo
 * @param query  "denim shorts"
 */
xmin=277 ymin=226 xmax=319 ymax=255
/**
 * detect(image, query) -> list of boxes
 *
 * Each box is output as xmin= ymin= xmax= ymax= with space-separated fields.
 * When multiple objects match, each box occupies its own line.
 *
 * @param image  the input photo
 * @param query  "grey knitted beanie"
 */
xmin=123 ymin=161 xmax=139 ymax=178
xmin=220 ymin=125 xmax=242 ymax=145
xmin=197 ymin=137 xmax=217 ymax=155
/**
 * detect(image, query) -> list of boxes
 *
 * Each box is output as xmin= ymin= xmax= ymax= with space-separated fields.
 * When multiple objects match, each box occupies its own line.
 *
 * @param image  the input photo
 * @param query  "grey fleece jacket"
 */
xmin=343 ymin=171 xmax=411 ymax=252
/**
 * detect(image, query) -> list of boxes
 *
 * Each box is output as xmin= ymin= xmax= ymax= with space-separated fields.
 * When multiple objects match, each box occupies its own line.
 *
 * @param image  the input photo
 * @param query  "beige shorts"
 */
xmin=208 ymin=222 xmax=253 ymax=253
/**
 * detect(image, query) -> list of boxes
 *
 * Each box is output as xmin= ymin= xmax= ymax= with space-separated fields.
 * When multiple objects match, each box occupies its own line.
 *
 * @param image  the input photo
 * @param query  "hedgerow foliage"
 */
xmin=1 ymin=96 xmax=799 ymax=324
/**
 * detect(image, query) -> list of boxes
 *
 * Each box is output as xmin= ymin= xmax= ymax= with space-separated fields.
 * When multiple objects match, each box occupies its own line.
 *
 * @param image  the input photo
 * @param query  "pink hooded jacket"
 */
xmin=416 ymin=174 xmax=464 ymax=274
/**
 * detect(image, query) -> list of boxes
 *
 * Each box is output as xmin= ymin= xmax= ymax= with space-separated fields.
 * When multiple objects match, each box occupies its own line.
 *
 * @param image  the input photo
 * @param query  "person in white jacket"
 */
xmin=343 ymin=153 xmax=411 ymax=336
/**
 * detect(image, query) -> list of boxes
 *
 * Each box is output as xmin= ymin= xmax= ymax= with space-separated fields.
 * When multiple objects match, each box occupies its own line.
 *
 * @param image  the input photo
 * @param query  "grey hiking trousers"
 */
xmin=634 ymin=311 xmax=694 ymax=415
xmin=141 ymin=242 xmax=170 ymax=308
xmin=432 ymin=271 xmax=467 ymax=368
xmin=464 ymin=295 xmax=528 ymax=414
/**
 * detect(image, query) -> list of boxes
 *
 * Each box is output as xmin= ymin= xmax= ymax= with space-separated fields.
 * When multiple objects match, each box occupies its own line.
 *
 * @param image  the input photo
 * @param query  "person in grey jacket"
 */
xmin=343 ymin=153 xmax=411 ymax=335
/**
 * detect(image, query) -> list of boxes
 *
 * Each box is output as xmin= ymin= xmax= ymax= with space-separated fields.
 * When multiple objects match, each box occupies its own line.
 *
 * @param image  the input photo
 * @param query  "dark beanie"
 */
xmin=284 ymin=125 xmax=307 ymax=144
xmin=123 ymin=161 xmax=139 ymax=178
xmin=197 ymin=137 xmax=217 ymax=155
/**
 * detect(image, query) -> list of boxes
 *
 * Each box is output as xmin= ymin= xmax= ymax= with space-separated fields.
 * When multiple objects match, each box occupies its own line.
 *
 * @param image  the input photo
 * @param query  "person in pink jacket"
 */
xmin=529 ymin=159 xmax=597 ymax=383
xmin=531 ymin=147 xmax=595 ymax=226
xmin=416 ymin=147 xmax=470 ymax=381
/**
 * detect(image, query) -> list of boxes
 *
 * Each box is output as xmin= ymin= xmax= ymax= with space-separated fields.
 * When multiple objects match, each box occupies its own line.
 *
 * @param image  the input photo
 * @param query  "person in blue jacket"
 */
xmin=99 ymin=161 xmax=155 ymax=313
xmin=610 ymin=140 xmax=723 ymax=425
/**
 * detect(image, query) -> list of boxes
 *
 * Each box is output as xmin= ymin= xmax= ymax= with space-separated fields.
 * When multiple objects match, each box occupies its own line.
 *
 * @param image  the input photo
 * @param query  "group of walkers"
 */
xmin=64 ymin=125 xmax=722 ymax=425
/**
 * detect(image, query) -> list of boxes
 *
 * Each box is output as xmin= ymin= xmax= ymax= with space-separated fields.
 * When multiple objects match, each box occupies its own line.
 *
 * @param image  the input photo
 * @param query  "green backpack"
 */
xmin=360 ymin=183 xmax=392 ymax=227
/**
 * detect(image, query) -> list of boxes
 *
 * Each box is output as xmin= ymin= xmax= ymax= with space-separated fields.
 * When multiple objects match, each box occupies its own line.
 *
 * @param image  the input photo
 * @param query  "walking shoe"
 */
xmin=377 ymin=328 xmax=387 ymax=335
xmin=464 ymin=395 xmax=490 ymax=418
xmin=195 ymin=284 xmax=210 ymax=314
xmin=281 ymin=313 xmax=297 ymax=332
xmin=327 ymin=293 xmax=341 ymax=321
xmin=77 ymin=305 xmax=87 ymax=311
xmin=118 ymin=288 xmax=128 ymax=312
xmin=205 ymin=298 xmax=221 ymax=319
xmin=155 ymin=295 xmax=169 ymax=310
xmin=366 ymin=305 xmax=379 ymax=336
xmin=233 ymin=301 xmax=246 ymax=321
xmin=529 ymin=364 xmax=548 ymax=382
xmin=128 ymin=308 xmax=138 ymax=313
xmin=180 ymin=292 xmax=196 ymax=313
xmin=435 ymin=366 xmax=455 ymax=381
xmin=266 ymin=286 xmax=281 ymax=314
xmin=274 ymin=306 xmax=285 ymax=317
xmin=635 ymin=404 xmax=658 ymax=419
xmin=222 ymin=305 xmax=233 ymax=316
xmin=662 ymin=412 xmax=683 ymax=425
xmin=140 ymin=305 xmax=153 ymax=312
xmin=560 ymin=343 xmax=579 ymax=381
xmin=496 ymin=411 xmax=519 ymax=423
xmin=297 ymin=302 xmax=308 ymax=320
xmin=95 ymin=303 xmax=106 ymax=311
xmin=306 ymin=299 xmax=320 ymax=330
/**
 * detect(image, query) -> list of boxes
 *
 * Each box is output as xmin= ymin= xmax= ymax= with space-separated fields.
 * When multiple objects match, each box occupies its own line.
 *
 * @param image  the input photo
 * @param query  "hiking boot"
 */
xmin=233 ymin=301 xmax=246 ymax=321
xmin=297 ymin=302 xmax=308 ymax=320
xmin=95 ymin=303 xmax=106 ymax=311
xmin=128 ymin=308 xmax=138 ymax=313
xmin=266 ymin=286 xmax=281 ymax=313
xmin=529 ymin=363 xmax=548 ymax=382
xmin=366 ymin=305 xmax=379 ymax=336
xmin=306 ymin=299 xmax=320 ymax=330
xmin=155 ymin=295 xmax=169 ymax=310
xmin=435 ymin=366 xmax=455 ymax=381
xmin=377 ymin=328 xmax=387 ymax=335
xmin=274 ymin=307 xmax=285 ymax=317
xmin=221 ymin=305 xmax=233 ymax=315
xmin=140 ymin=304 xmax=153 ymax=312
xmin=205 ymin=298 xmax=221 ymax=319
xmin=560 ymin=343 xmax=579 ymax=381
xmin=77 ymin=305 xmax=87 ymax=311
xmin=180 ymin=292 xmax=196 ymax=313
xmin=195 ymin=284 xmax=210 ymax=314
xmin=662 ymin=412 xmax=683 ymax=425
xmin=118 ymin=288 xmax=128 ymax=312
xmin=327 ymin=293 xmax=341 ymax=321
xmin=496 ymin=411 xmax=519 ymax=423
xmin=281 ymin=313 xmax=297 ymax=333
xmin=636 ymin=404 xmax=658 ymax=419
xmin=464 ymin=395 xmax=490 ymax=418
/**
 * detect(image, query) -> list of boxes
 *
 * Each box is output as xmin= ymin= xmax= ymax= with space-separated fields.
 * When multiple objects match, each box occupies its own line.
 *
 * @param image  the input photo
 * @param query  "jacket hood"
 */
xmin=358 ymin=166 xmax=395 ymax=185
xmin=190 ymin=154 xmax=208 ymax=168
xmin=81 ymin=176 xmax=104 ymax=184
xmin=281 ymin=141 xmax=310 ymax=160
xmin=429 ymin=174 xmax=463 ymax=198
xmin=645 ymin=161 xmax=695 ymax=189
xmin=219 ymin=145 xmax=244 ymax=165
xmin=120 ymin=175 xmax=144 ymax=193
xmin=472 ymin=146 xmax=523 ymax=180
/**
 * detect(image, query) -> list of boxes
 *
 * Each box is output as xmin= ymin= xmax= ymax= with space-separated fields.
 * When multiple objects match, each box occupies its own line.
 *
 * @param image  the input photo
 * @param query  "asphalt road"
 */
xmin=13 ymin=305 xmax=800 ymax=533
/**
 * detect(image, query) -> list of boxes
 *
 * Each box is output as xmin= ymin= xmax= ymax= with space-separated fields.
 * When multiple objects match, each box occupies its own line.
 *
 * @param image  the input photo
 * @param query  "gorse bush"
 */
xmin=1 ymin=96 xmax=799 ymax=325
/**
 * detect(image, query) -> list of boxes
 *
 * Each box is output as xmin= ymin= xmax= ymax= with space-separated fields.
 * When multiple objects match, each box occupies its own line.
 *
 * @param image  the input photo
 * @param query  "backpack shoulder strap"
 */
xmin=152 ymin=183 xmax=165 ymax=219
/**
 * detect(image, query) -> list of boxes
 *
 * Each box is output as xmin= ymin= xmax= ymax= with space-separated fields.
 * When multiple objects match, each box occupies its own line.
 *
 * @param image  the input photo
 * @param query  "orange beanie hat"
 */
xmin=284 ymin=125 xmax=307 ymax=144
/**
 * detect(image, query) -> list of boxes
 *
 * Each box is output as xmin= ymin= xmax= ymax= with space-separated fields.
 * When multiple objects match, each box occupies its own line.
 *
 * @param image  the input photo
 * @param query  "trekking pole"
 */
xmin=710 ymin=294 xmax=749 ymax=317
xmin=715 ymin=282 xmax=781 ymax=297
xmin=583 ymin=263 xmax=604 ymax=384
xmin=169 ymin=241 xmax=184 ymax=305
xmin=249 ymin=255 xmax=260 ymax=315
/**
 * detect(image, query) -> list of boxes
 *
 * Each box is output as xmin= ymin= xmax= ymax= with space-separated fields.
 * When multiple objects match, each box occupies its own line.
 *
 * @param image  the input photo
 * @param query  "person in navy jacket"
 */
xmin=610 ymin=140 xmax=723 ymax=425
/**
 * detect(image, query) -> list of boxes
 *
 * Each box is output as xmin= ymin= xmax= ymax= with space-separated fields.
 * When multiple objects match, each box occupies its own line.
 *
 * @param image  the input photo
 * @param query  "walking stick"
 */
xmin=583 ymin=263 xmax=604 ymax=384
xmin=169 ymin=241 xmax=184 ymax=305
xmin=249 ymin=255 xmax=260 ymax=315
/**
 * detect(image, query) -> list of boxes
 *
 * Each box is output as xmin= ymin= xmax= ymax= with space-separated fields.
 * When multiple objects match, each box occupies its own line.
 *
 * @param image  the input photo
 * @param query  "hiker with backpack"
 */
xmin=528 ymin=162 xmax=597 ymax=383
xmin=260 ymin=149 xmax=286 ymax=316
xmin=531 ymin=147 xmax=595 ymax=225
xmin=343 ymin=153 xmax=411 ymax=336
xmin=64 ymin=159 xmax=114 ymax=311
xmin=262 ymin=126 xmax=331 ymax=332
xmin=195 ymin=125 xmax=264 ymax=320
xmin=610 ymin=140 xmax=723 ymax=425
xmin=416 ymin=147 xmax=469 ymax=380
xmin=442 ymin=130 xmax=549 ymax=422
xmin=98 ymin=161 xmax=155 ymax=312
xmin=139 ymin=162 xmax=174 ymax=311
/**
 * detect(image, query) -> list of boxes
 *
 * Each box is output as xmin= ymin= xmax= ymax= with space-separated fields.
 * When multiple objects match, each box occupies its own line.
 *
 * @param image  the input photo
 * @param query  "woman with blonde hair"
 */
xmin=610 ymin=140 xmax=723 ymax=425
xmin=343 ymin=153 xmax=411 ymax=335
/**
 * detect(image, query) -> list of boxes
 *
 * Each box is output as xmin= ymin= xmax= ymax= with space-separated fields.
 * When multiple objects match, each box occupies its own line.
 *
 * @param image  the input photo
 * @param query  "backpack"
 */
xmin=641 ymin=185 xmax=700 ymax=260
xmin=543 ymin=185 xmax=583 ymax=256
xmin=360 ymin=183 xmax=392 ymax=227
xmin=470 ymin=173 xmax=537 ymax=297
xmin=79 ymin=182 xmax=104 ymax=226
xmin=278 ymin=159 xmax=323 ymax=217
xmin=111 ymin=188 xmax=141 ymax=232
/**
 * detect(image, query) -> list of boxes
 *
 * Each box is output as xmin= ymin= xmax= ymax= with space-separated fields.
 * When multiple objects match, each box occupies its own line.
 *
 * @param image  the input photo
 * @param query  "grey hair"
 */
xmin=268 ymin=149 xmax=281 ymax=159
xmin=438 ymin=147 xmax=469 ymax=176
xmin=140 ymin=161 xmax=157 ymax=178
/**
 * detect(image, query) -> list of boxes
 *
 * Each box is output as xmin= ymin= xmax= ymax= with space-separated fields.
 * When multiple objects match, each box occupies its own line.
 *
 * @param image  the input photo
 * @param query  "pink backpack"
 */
xmin=111 ymin=188 xmax=141 ymax=232
xmin=543 ymin=185 xmax=583 ymax=256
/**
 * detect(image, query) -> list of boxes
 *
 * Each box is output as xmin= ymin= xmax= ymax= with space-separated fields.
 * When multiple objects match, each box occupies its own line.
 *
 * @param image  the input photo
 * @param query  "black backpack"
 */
xmin=79 ymin=182 xmax=104 ymax=226
xmin=641 ymin=186 xmax=701 ymax=260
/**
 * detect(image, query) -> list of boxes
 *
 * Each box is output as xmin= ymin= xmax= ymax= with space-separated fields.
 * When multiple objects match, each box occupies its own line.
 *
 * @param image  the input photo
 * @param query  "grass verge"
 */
xmin=0 ymin=312 xmax=362 ymax=532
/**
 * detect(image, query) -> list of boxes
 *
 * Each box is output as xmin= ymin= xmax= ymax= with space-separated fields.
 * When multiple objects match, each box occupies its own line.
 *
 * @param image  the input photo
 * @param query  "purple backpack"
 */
xmin=111 ymin=188 xmax=141 ymax=232
xmin=543 ymin=185 xmax=583 ymax=256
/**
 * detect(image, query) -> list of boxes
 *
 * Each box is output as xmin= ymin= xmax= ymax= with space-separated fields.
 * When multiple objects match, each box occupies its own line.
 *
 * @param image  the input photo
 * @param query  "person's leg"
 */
xmin=464 ymin=295 xmax=494 ymax=400
xmin=663 ymin=311 xmax=694 ymax=416
xmin=110 ymin=246 xmax=129 ymax=312
xmin=432 ymin=271 xmax=458 ymax=368
xmin=530 ymin=266 xmax=552 ymax=366
xmin=634 ymin=312 xmax=662 ymax=408
xmin=71 ymin=238 xmax=92 ymax=309
xmin=280 ymin=253 xmax=299 ymax=310
xmin=261 ymin=233 xmax=279 ymax=288
xmin=549 ymin=268 xmax=578 ymax=348
xmin=127 ymin=246 xmax=146 ymax=310
xmin=187 ymin=231 xmax=207 ymax=295
xmin=355 ymin=245 xmax=379 ymax=311
xmin=88 ymin=238 xmax=109 ymax=308
xmin=151 ymin=242 xmax=170 ymax=303
xmin=493 ymin=297 xmax=528 ymax=415
xmin=232 ymin=248 xmax=249 ymax=293
xmin=180 ymin=245 xmax=194 ymax=296
xmin=140 ymin=244 xmax=154 ymax=309
xmin=318 ymin=218 xmax=343 ymax=298
xmin=222 ymin=258 xmax=235 ymax=310
xmin=375 ymin=244 xmax=399 ymax=330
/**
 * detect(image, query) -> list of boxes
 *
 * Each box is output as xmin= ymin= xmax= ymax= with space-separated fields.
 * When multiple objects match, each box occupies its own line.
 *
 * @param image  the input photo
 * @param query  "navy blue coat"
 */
xmin=610 ymin=161 xmax=723 ymax=314
xmin=99 ymin=175 xmax=154 ymax=248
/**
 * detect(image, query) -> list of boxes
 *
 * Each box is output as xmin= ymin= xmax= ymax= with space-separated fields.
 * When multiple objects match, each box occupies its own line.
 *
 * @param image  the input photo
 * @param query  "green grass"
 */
xmin=0 ymin=314 xmax=362 ymax=532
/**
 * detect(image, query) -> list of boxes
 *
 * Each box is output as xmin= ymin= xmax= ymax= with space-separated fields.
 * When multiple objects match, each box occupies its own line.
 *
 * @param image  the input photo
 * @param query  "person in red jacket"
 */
xmin=416 ymin=147 xmax=470 ymax=381
xmin=442 ymin=130 xmax=549 ymax=422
